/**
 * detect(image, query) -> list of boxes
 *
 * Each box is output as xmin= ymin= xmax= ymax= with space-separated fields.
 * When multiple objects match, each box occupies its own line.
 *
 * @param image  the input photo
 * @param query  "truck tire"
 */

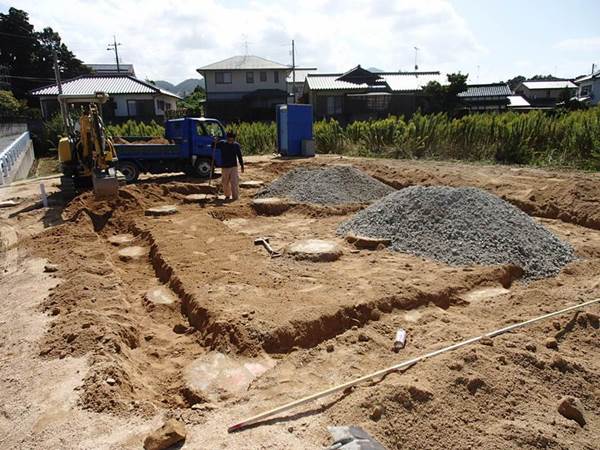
xmin=118 ymin=161 xmax=140 ymax=183
xmin=190 ymin=158 xmax=213 ymax=179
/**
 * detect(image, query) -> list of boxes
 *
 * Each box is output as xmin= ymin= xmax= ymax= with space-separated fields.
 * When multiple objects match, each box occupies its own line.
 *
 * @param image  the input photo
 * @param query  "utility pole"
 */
xmin=291 ymin=39 xmax=296 ymax=104
xmin=414 ymin=46 xmax=419 ymax=71
xmin=107 ymin=35 xmax=122 ymax=73
xmin=52 ymin=46 xmax=69 ymax=132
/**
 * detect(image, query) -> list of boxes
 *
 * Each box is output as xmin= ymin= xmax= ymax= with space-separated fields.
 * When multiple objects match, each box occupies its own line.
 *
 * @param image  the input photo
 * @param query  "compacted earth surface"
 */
xmin=0 ymin=155 xmax=599 ymax=449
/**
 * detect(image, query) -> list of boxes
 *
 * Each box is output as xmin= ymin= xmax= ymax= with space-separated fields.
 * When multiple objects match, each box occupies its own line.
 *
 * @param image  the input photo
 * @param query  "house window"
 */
xmin=246 ymin=72 xmax=254 ymax=84
xmin=274 ymin=71 xmax=279 ymax=83
xmin=260 ymin=71 xmax=267 ymax=82
xmin=127 ymin=99 xmax=154 ymax=117
xmin=156 ymin=99 xmax=165 ymax=111
xmin=215 ymin=72 xmax=232 ymax=84
xmin=326 ymin=96 xmax=343 ymax=115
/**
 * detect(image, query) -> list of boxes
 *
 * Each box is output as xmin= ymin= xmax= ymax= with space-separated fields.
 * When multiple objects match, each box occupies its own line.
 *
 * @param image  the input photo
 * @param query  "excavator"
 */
xmin=57 ymin=92 xmax=120 ymax=198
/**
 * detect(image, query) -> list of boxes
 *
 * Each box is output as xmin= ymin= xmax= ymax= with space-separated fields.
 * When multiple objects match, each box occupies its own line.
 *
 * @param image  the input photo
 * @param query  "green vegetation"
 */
xmin=101 ymin=107 xmax=600 ymax=170
xmin=106 ymin=120 xmax=165 ymax=137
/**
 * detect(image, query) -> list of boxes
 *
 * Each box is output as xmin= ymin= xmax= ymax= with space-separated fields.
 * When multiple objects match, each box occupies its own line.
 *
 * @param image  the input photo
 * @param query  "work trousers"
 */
xmin=221 ymin=166 xmax=240 ymax=200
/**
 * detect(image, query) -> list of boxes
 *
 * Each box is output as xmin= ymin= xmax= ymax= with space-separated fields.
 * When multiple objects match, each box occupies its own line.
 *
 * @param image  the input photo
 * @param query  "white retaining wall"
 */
xmin=0 ymin=132 xmax=35 ymax=185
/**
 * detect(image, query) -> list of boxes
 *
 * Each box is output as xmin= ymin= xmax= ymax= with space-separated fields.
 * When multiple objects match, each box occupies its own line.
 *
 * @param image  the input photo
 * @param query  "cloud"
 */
xmin=6 ymin=0 xmax=485 ymax=82
xmin=555 ymin=36 xmax=600 ymax=52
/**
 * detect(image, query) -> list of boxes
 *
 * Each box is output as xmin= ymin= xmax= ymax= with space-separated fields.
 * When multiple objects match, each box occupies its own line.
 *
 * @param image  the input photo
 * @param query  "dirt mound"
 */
xmin=255 ymin=165 xmax=394 ymax=205
xmin=338 ymin=186 xmax=575 ymax=279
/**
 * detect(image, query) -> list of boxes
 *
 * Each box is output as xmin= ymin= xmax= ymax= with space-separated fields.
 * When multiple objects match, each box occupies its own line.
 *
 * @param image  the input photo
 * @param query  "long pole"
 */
xmin=113 ymin=36 xmax=120 ymax=73
xmin=52 ymin=47 xmax=69 ymax=132
xmin=291 ymin=39 xmax=296 ymax=104
xmin=228 ymin=297 xmax=600 ymax=433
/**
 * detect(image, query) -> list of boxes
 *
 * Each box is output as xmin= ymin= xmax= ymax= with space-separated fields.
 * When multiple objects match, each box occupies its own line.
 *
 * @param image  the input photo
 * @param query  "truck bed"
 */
xmin=115 ymin=144 xmax=182 ymax=159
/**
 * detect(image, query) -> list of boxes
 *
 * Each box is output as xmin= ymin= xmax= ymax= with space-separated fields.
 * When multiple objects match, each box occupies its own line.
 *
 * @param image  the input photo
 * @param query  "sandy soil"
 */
xmin=0 ymin=155 xmax=598 ymax=449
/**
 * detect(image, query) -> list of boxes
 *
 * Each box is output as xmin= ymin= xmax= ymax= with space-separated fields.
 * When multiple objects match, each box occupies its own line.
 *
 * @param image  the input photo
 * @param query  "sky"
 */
xmin=2 ymin=0 xmax=599 ymax=84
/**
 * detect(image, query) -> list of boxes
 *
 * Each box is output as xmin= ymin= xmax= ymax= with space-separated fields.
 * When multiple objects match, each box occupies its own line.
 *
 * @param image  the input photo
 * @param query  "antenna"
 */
xmin=242 ymin=34 xmax=251 ymax=56
xmin=414 ymin=46 xmax=419 ymax=71
xmin=106 ymin=35 xmax=122 ymax=73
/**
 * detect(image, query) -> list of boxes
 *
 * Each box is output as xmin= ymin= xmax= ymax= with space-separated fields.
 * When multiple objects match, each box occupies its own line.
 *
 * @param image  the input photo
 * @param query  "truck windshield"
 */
xmin=197 ymin=121 xmax=224 ymax=138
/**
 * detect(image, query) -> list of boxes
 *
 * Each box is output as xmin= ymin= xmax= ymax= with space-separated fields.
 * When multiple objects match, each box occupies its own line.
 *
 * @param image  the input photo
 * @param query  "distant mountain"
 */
xmin=155 ymin=78 xmax=205 ymax=97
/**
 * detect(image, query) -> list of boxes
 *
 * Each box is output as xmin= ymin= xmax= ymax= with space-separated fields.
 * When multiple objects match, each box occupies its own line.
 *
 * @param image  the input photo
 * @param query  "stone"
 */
xmin=251 ymin=197 xmax=296 ymax=216
xmin=145 ymin=205 xmax=178 ymax=216
xmin=550 ymin=355 xmax=570 ymax=373
xmin=182 ymin=193 xmax=210 ymax=204
xmin=557 ymin=396 xmax=586 ymax=427
xmin=173 ymin=324 xmax=189 ymax=334
xmin=239 ymin=180 xmax=264 ymax=189
xmin=286 ymin=239 xmax=343 ymax=262
xmin=345 ymin=234 xmax=391 ymax=250
xmin=480 ymin=337 xmax=493 ymax=346
xmin=326 ymin=344 xmax=335 ymax=353
xmin=143 ymin=419 xmax=187 ymax=450
xmin=50 ymin=307 xmax=60 ymax=316
xmin=586 ymin=312 xmax=599 ymax=328
xmin=466 ymin=377 xmax=486 ymax=394
xmin=525 ymin=342 xmax=537 ymax=352
xmin=358 ymin=333 xmax=369 ymax=342
xmin=44 ymin=263 xmax=59 ymax=273
xmin=118 ymin=246 xmax=147 ymax=261
xmin=106 ymin=377 xmax=116 ymax=385
xmin=545 ymin=337 xmax=558 ymax=349
xmin=369 ymin=405 xmax=383 ymax=421
xmin=0 ymin=199 xmax=19 ymax=208
xmin=369 ymin=309 xmax=381 ymax=321
xmin=107 ymin=234 xmax=135 ymax=245
xmin=144 ymin=286 xmax=176 ymax=305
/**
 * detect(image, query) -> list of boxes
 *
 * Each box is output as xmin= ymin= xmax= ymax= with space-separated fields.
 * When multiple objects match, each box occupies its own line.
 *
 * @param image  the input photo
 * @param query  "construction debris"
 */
xmin=255 ymin=166 xmax=394 ymax=205
xmin=557 ymin=396 xmax=587 ymax=427
xmin=338 ymin=186 xmax=575 ymax=279
xmin=145 ymin=205 xmax=179 ymax=216
xmin=143 ymin=419 xmax=187 ymax=450
xmin=286 ymin=239 xmax=343 ymax=262
xmin=326 ymin=426 xmax=386 ymax=450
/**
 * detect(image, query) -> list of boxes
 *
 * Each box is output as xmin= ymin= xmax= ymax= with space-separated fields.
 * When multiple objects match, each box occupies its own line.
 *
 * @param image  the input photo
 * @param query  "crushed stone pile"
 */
xmin=338 ymin=186 xmax=575 ymax=279
xmin=255 ymin=166 xmax=394 ymax=205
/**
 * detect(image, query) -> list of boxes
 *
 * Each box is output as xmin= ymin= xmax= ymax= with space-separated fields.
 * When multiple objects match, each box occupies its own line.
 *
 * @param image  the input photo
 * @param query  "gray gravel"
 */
xmin=255 ymin=166 xmax=394 ymax=205
xmin=338 ymin=186 xmax=575 ymax=280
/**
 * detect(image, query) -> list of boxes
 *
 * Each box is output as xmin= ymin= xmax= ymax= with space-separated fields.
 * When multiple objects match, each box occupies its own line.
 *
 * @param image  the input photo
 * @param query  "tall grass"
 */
xmin=103 ymin=107 xmax=600 ymax=169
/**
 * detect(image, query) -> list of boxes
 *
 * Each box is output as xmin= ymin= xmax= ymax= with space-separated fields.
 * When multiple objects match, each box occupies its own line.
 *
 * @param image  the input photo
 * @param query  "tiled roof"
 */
xmin=306 ymin=71 xmax=442 ymax=92
xmin=521 ymin=80 xmax=577 ymax=90
xmin=458 ymin=83 xmax=512 ymax=98
xmin=30 ymin=75 xmax=181 ymax=98
xmin=197 ymin=55 xmax=290 ymax=71
xmin=287 ymin=69 xmax=318 ymax=83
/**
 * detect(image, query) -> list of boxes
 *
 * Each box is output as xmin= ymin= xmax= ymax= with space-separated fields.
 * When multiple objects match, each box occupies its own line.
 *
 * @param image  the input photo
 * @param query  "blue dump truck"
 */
xmin=113 ymin=117 xmax=226 ymax=182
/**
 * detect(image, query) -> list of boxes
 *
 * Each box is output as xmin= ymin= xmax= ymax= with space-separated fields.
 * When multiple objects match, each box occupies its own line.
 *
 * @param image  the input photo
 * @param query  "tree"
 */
xmin=0 ymin=8 xmax=89 ymax=100
xmin=176 ymin=86 xmax=206 ymax=116
xmin=422 ymin=73 xmax=468 ymax=115
xmin=0 ymin=89 xmax=27 ymax=117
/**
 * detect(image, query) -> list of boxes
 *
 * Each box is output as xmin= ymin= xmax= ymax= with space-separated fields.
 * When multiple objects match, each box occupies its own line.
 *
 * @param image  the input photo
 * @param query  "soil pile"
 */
xmin=255 ymin=166 xmax=394 ymax=205
xmin=338 ymin=186 xmax=575 ymax=279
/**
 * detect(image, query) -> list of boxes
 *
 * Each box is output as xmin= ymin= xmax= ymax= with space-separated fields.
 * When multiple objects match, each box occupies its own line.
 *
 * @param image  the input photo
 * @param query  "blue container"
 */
xmin=276 ymin=104 xmax=313 ymax=156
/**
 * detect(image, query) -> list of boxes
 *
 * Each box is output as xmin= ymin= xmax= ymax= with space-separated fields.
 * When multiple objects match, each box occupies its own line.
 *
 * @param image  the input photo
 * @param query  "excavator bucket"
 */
xmin=92 ymin=172 xmax=119 ymax=198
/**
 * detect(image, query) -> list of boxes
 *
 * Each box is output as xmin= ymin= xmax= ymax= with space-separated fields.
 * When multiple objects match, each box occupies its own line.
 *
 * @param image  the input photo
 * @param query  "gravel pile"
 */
xmin=338 ymin=186 xmax=575 ymax=279
xmin=255 ymin=166 xmax=394 ymax=205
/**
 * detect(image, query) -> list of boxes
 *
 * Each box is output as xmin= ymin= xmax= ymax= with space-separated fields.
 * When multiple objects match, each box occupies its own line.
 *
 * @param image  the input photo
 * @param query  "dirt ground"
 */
xmin=1 ymin=155 xmax=599 ymax=449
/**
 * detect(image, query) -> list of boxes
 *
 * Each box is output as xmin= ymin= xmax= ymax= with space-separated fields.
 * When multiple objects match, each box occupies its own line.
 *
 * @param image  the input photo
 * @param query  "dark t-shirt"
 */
xmin=216 ymin=141 xmax=244 ymax=169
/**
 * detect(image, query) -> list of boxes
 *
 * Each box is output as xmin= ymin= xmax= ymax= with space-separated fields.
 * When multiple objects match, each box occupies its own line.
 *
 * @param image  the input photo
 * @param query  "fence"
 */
xmin=0 ymin=131 xmax=34 ymax=185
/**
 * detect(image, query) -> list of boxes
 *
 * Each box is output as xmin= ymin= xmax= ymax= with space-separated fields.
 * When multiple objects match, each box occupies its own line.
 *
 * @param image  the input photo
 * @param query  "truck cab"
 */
xmin=165 ymin=117 xmax=226 ymax=166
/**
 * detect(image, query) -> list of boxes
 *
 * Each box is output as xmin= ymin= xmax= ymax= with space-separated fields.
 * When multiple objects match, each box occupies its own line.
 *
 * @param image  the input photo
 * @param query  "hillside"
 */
xmin=154 ymin=78 xmax=205 ymax=96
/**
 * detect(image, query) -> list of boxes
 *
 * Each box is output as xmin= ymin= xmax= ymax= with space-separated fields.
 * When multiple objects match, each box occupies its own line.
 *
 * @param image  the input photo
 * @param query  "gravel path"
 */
xmin=255 ymin=166 xmax=394 ymax=205
xmin=338 ymin=186 xmax=575 ymax=280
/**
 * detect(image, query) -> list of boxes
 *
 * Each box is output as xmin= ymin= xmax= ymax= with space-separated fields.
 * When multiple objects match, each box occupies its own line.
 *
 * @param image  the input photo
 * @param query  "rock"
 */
xmin=191 ymin=402 xmax=216 ymax=411
xmin=345 ymin=234 xmax=391 ymax=250
xmin=182 ymin=193 xmax=210 ymax=204
xmin=557 ymin=396 xmax=586 ymax=427
xmin=448 ymin=361 xmax=463 ymax=371
xmin=552 ymin=320 xmax=561 ymax=330
xmin=326 ymin=344 xmax=335 ymax=353
xmin=50 ymin=307 xmax=60 ymax=316
xmin=408 ymin=383 xmax=434 ymax=402
xmin=143 ymin=419 xmax=187 ymax=450
xmin=544 ymin=337 xmax=558 ymax=349
xmin=369 ymin=405 xmax=383 ymax=421
xmin=369 ymin=309 xmax=381 ymax=321
xmin=358 ymin=333 xmax=369 ymax=342
xmin=106 ymin=377 xmax=116 ymax=385
xmin=480 ymin=337 xmax=493 ymax=346
xmin=525 ymin=342 xmax=537 ymax=352
xmin=118 ymin=246 xmax=146 ymax=261
xmin=576 ymin=313 xmax=588 ymax=327
xmin=0 ymin=199 xmax=20 ymax=208
xmin=550 ymin=355 xmax=570 ymax=373
xmin=44 ymin=264 xmax=59 ymax=273
xmin=286 ymin=239 xmax=343 ymax=262
xmin=173 ymin=324 xmax=189 ymax=334
xmin=144 ymin=287 xmax=176 ymax=305
xmin=466 ymin=377 xmax=486 ymax=395
xmin=145 ymin=205 xmax=178 ymax=216
xmin=586 ymin=312 xmax=599 ymax=328
xmin=239 ymin=180 xmax=264 ymax=189
xmin=251 ymin=197 xmax=296 ymax=216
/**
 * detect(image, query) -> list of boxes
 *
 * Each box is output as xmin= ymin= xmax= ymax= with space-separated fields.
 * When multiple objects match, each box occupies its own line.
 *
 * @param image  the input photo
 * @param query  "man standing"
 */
xmin=215 ymin=131 xmax=244 ymax=200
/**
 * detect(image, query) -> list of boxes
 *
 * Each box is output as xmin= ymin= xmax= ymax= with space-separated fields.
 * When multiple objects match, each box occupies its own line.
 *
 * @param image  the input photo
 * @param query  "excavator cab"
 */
xmin=57 ymin=92 xmax=119 ymax=198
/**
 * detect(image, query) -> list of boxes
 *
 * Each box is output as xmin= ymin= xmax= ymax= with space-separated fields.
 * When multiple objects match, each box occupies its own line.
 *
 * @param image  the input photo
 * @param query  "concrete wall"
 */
xmin=203 ymin=70 xmax=290 ymax=100
xmin=0 ymin=132 xmax=34 ymax=185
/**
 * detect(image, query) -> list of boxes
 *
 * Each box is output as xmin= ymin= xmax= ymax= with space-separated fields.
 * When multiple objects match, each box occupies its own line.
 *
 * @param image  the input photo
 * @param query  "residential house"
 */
xmin=514 ymin=80 xmax=577 ymax=107
xmin=303 ymin=65 xmax=442 ymax=122
xmin=574 ymin=69 xmax=600 ymax=106
xmin=457 ymin=83 xmax=512 ymax=112
xmin=197 ymin=55 xmax=291 ymax=121
xmin=86 ymin=63 xmax=136 ymax=76
xmin=287 ymin=68 xmax=317 ymax=102
xmin=30 ymin=74 xmax=181 ymax=122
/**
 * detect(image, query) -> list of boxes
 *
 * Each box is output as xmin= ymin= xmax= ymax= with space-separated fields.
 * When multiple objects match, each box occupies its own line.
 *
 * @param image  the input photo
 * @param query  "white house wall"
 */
xmin=112 ymin=94 xmax=177 ymax=116
xmin=204 ymin=70 xmax=289 ymax=100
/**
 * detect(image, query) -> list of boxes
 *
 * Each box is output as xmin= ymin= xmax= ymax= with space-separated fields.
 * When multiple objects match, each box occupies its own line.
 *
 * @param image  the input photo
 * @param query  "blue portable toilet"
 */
xmin=276 ymin=104 xmax=313 ymax=156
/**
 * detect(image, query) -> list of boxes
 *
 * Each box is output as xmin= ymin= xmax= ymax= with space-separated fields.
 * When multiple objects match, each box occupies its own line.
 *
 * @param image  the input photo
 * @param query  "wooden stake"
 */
xmin=228 ymin=297 xmax=600 ymax=433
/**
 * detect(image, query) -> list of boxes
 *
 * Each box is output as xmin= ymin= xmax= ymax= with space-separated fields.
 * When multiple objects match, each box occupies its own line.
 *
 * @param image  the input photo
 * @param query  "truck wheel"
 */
xmin=118 ymin=161 xmax=140 ymax=183
xmin=192 ymin=158 xmax=213 ymax=179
